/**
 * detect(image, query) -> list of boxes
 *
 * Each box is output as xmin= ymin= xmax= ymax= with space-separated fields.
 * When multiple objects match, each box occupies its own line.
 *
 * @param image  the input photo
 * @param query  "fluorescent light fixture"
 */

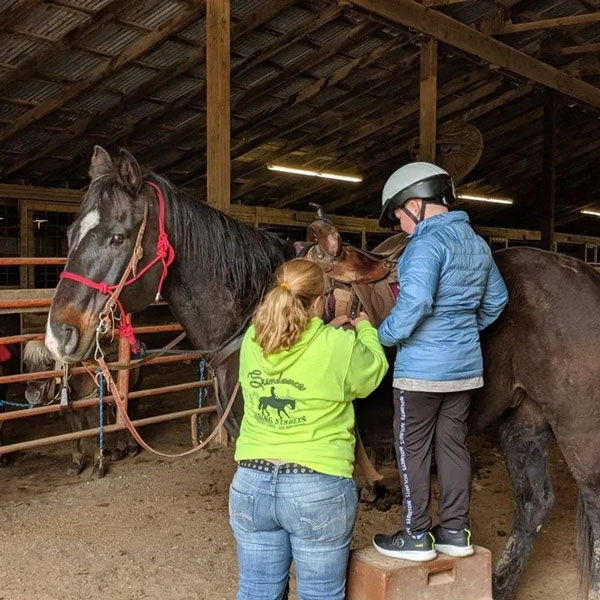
xmin=581 ymin=209 xmax=600 ymax=217
xmin=457 ymin=193 xmax=513 ymax=205
xmin=267 ymin=164 xmax=362 ymax=183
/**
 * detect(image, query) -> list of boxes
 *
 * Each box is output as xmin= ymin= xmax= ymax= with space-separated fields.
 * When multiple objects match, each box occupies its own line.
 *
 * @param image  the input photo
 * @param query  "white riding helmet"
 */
xmin=379 ymin=162 xmax=456 ymax=228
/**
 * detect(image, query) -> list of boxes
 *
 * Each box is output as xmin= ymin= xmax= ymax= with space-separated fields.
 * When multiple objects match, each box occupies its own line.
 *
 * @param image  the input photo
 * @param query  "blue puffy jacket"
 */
xmin=378 ymin=211 xmax=508 ymax=381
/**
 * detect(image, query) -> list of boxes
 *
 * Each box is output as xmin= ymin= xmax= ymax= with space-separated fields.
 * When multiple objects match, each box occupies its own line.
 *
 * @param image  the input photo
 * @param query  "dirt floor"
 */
xmin=0 ymin=364 xmax=577 ymax=599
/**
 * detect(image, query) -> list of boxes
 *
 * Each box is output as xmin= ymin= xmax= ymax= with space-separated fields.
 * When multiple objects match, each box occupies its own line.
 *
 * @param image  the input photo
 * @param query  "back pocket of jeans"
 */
xmin=229 ymin=486 xmax=257 ymax=533
xmin=293 ymin=494 xmax=346 ymax=542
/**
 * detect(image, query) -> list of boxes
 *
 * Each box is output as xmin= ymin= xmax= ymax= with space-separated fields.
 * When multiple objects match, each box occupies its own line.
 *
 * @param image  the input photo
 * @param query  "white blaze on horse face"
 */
xmin=73 ymin=209 xmax=100 ymax=250
xmin=44 ymin=318 xmax=61 ymax=361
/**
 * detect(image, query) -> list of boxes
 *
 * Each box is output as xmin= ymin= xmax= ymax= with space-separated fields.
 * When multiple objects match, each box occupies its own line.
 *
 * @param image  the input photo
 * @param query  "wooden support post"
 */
xmin=419 ymin=38 xmax=438 ymax=162
xmin=541 ymin=88 xmax=557 ymax=252
xmin=206 ymin=0 xmax=231 ymax=213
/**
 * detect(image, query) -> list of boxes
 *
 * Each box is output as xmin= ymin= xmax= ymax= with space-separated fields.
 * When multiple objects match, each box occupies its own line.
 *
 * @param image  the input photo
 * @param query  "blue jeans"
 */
xmin=229 ymin=466 xmax=358 ymax=600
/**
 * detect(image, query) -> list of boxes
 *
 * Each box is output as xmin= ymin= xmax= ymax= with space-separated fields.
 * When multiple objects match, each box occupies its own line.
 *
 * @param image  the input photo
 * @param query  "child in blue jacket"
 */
xmin=373 ymin=162 xmax=508 ymax=561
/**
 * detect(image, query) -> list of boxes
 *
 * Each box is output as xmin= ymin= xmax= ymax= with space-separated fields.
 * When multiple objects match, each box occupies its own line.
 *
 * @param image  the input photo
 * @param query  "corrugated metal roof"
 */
xmin=310 ymin=56 xmax=351 ymax=79
xmin=103 ymin=65 xmax=157 ymax=95
xmin=40 ymin=50 xmax=105 ymax=82
xmin=233 ymin=64 xmax=279 ymax=88
xmin=233 ymin=29 xmax=279 ymax=57
xmin=178 ymin=17 xmax=207 ymax=45
xmin=151 ymin=77 xmax=204 ymax=103
xmin=120 ymin=0 xmax=182 ymax=29
xmin=6 ymin=78 xmax=65 ymax=104
xmin=0 ymin=0 xmax=20 ymax=13
xmin=0 ymin=101 xmax=29 ymax=122
xmin=118 ymin=101 xmax=163 ymax=124
xmin=81 ymin=23 xmax=144 ymax=56
xmin=0 ymin=34 xmax=45 ymax=66
xmin=142 ymin=40 xmax=192 ymax=69
xmin=16 ymin=4 xmax=89 ymax=40
xmin=1 ymin=127 xmax=53 ymax=153
xmin=270 ymin=76 xmax=315 ymax=99
xmin=266 ymin=6 xmax=314 ymax=34
xmin=309 ymin=22 xmax=354 ymax=46
xmin=65 ymin=89 xmax=121 ymax=113
xmin=270 ymin=43 xmax=314 ymax=69
xmin=231 ymin=0 xmax=266 ymax=21
xmin=65 ymin=0 xmax=113 ymax=10
xmin=159 ymin=109 xmax=200 ymax=129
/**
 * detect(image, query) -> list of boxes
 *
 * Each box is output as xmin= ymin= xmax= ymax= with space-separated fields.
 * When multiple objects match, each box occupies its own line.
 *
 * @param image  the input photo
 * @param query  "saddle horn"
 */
xmin=308 ymin=202 xmax=332 ymax=224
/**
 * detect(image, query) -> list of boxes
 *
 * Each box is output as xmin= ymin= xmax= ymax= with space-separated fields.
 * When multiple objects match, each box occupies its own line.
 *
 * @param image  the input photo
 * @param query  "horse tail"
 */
xmin=577 ymin=492 xmax=593 ymax=599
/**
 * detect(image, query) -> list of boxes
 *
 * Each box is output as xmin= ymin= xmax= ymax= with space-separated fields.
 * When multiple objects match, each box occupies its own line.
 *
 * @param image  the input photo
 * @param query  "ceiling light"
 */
xmin=267 ymin=164 xmax=362 ymax=183
xmin=457 ymin=194 xmax=513 ymax=205
xmin=581 ymin=209 xmax=600 ymax=217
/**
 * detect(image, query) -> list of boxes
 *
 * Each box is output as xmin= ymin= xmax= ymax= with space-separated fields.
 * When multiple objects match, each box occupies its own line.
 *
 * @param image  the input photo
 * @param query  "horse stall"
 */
xmin=1 ymin=1 xmax=600 ymax=599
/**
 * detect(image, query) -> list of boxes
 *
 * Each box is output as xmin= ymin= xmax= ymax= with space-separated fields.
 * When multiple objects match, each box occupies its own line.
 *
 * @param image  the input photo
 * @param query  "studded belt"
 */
xmin=238 ymin=459 xmax=318 ymax=475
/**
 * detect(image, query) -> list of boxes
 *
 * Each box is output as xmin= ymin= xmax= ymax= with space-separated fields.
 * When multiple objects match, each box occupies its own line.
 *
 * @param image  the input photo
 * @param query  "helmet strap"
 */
xmin=401 ymin=200 xmax=429 ymax=226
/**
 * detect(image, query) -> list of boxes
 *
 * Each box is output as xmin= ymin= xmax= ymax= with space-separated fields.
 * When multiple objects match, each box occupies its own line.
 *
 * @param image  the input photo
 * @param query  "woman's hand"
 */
xmin=329 ymin=315 xmax=351 ymax=329
xmin=351 ymin=312 xmax=371 ymax=327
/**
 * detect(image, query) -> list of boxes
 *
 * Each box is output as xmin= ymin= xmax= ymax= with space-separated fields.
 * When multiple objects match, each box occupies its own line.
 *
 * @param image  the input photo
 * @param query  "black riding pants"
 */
xmin=393 ymin=388 xmax=472 ymax=533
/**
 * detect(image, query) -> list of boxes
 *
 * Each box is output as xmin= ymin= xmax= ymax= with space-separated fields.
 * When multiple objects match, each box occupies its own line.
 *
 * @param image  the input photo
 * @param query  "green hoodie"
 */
xmin=235 ymin=318 xmax=388 ymax=477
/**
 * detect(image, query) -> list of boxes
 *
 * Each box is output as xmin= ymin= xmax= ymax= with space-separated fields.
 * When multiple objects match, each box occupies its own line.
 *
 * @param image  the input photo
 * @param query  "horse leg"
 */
xmin=555 ymin=433 xmax=600 ymax=600
xmin=66 ymin=410 xmax=87 ymax=475
xmin=493 ymin=397 xmax=554 ymax=600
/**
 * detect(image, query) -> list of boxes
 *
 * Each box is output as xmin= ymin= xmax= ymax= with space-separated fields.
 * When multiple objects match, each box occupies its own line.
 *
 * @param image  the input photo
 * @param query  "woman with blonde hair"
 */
xmin=229 ymin=258 xmax=388 ymax=600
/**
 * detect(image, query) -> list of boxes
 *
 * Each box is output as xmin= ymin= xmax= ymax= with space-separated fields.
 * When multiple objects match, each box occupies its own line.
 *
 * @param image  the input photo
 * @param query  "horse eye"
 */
xmin=111 ymin=234 xmax=125 ymax=246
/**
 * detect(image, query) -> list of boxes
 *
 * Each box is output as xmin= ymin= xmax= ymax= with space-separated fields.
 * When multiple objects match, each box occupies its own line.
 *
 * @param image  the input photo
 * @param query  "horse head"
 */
xmin=46 ymin=146 xmax=164 ymax=363
xmin=23 ymin=341 xmax=57 ymax=406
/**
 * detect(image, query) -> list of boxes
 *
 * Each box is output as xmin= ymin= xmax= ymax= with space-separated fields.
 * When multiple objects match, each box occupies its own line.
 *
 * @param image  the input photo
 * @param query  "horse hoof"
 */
xmin=111 ymin=448 xmax=127 ymax=462
xmin=128 ymin=444 xmax=140 ymax=457
xmin=91 ymin=463 xmax=108 ymax=479
xmin=360 ymin=485 xmax=379 ymax=504
xmin=67 ymin=462 xmax=85 ymax=476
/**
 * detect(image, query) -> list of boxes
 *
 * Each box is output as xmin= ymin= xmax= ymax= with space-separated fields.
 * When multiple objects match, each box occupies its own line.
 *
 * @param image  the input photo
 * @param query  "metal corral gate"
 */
xmin=0 ymin=257 xmax=226 ymax=457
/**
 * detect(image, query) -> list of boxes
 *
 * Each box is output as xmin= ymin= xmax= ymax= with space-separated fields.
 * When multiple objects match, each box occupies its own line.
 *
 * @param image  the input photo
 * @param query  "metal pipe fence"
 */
xmin=0 ymin=257 xmax=222 ymax=456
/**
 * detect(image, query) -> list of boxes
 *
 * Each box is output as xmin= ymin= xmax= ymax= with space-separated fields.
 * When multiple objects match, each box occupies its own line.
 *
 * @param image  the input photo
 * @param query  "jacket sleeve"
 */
xmin=344 ymin=321 xmax=388 ymax=400
xmin=477 ymin=259 xmax=509 ymax=331
xmin=377 ymin=239 xmax=442 ymax=347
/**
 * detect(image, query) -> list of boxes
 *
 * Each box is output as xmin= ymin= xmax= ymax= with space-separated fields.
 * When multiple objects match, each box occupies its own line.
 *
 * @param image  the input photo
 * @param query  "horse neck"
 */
xmin=158 ymin=191 xmax=291 ymax=349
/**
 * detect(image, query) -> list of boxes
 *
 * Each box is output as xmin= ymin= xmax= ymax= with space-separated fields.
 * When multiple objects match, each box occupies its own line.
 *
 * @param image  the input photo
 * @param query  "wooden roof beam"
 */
xmin=350 ymin=0 xmax=600 ymax=109
xmin=501 ymin=12 xmax=600 ymax=34
xmin=0 ymin=1 xmax=207 ymax=146
xmin=560 ymin=43 xmax=600 ymax=56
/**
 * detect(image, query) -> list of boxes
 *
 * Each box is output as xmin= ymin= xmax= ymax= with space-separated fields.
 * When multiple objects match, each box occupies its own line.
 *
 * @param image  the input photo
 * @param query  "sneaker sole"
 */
xmin=435 ymin=543 xmax=474 ymax=557
xmin=372 ymin=540 xmax=437 ymax=562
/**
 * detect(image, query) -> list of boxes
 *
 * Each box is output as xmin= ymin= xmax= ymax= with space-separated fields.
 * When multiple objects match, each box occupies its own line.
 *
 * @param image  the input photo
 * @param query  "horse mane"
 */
xmin=144 ymin=172 xmax=295 ymax=313
xmin=23 ymin=340 xmax=54 ymax=367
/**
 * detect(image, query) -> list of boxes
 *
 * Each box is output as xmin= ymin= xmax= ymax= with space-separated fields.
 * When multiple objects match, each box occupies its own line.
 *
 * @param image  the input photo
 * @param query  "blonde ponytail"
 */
xmin=253 ymin=259 xmax=325 ymax=355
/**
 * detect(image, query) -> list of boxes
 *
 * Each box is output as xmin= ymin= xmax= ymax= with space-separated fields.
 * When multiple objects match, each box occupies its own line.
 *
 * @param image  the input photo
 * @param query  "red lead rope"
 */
xmin=60 ymin=181 xmax=175 ymax=351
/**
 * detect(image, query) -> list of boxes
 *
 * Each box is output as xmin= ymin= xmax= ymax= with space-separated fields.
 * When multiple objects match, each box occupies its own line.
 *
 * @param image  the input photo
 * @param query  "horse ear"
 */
xmin=89 ymin=145 xmax=113 ymax=181
xmin=117 ymin=148 xmax=143 ymax=195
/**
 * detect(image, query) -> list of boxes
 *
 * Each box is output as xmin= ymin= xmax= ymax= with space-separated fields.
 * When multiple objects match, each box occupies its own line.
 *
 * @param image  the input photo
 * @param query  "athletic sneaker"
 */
xmin=431 ymin=525 xmax=474 ymax=557
xmin=373 ymin=530 xmax=437 ymax=561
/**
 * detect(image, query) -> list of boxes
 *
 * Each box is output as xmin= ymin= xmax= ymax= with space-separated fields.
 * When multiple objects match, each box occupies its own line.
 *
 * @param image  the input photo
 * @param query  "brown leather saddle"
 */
xmin=295 ymin=205 xmax=406 ymax=482
xmin=295 ymin=204 xmax=406 ymax=327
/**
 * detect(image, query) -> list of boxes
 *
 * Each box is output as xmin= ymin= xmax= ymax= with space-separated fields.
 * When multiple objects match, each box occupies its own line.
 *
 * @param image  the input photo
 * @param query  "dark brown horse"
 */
xmin=46 ymin=146 xmax=600 ymax=600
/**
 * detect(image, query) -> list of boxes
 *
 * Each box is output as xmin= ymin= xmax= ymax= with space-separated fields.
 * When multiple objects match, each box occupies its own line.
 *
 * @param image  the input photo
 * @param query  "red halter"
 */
xmin=60 ymin=181 xmax=175 ymax=353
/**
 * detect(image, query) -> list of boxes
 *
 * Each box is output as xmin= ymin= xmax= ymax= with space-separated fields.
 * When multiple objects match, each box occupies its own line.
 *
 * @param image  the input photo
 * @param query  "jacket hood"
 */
xmin=248 ymin=317 xmax=325 ymax=375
